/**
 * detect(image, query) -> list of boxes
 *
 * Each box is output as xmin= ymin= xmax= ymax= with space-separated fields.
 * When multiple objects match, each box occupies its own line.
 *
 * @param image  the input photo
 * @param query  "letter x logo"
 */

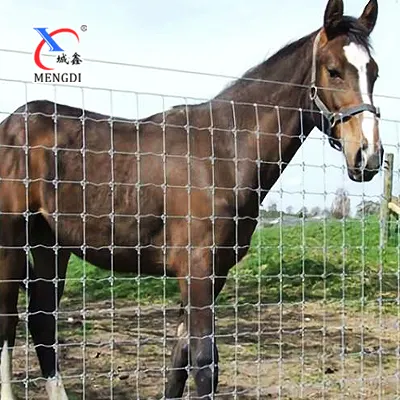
xmin=34 ymin=28 xmax=66 ymax=52
xmin=33 ymin=27 xmax=80 ymax=70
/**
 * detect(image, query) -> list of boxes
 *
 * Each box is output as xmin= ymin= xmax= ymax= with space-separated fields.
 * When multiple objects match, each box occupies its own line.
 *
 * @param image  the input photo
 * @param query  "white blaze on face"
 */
xmin=343 ymin=42 xmax=376 ymax=163
xmin=1 ymin=340 xmax=15 ymax=400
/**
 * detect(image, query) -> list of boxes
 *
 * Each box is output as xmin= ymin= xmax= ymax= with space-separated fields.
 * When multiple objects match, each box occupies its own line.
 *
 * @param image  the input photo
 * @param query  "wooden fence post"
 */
xmin=380 ymin=152 xmax=394 ymax=248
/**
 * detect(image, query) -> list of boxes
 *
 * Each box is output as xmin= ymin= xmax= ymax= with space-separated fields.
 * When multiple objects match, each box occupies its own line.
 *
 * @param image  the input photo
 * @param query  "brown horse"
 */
xmin=0 ymin=0 xmax=382 ymax=398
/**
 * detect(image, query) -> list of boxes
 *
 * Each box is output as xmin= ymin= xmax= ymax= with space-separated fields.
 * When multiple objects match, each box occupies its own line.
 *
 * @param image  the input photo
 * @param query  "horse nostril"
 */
xmin=361 ymin=140 xmax=368 ymax=152
xmin=355 ymin=148 xmax=363 ymax=169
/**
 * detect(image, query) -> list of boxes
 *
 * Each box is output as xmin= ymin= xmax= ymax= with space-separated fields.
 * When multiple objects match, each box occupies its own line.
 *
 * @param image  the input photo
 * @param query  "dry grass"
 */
xmin=10 ymin=300 xmax=400 ymax=399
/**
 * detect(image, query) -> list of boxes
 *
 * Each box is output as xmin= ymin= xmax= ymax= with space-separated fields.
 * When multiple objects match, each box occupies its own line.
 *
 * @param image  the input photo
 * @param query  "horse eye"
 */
xmin=328 ymin=68 xmax=341 ymax=79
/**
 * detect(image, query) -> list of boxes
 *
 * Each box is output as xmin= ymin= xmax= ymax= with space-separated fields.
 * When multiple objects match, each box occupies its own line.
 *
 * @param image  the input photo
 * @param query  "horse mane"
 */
xmin=215 ymin=16 xmax=372 ymax=100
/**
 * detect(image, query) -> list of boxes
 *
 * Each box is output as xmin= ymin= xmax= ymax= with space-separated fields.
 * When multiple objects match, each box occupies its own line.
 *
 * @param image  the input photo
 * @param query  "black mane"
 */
xmin=243 ymin=16 xmax=372 ymax=81
xmin=260 ymin=16 xmax=372 ymax=70
xmin=216 ymin=16 xmax=372 ymax=101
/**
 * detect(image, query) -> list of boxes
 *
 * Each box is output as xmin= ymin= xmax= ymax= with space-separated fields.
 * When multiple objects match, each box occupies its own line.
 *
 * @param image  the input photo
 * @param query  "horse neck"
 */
xmin=211 ymin=31 xmax=318 ymax=207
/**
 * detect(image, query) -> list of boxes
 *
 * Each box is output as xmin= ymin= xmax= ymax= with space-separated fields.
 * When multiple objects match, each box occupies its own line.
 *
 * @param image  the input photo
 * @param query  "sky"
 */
xmin=0 ymin=0 xmax=399 ymax=215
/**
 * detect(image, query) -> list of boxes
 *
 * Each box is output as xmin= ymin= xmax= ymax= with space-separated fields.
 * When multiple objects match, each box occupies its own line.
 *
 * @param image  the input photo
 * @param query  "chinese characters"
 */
xmin=56 ymin=52 xmax=82 ymax=65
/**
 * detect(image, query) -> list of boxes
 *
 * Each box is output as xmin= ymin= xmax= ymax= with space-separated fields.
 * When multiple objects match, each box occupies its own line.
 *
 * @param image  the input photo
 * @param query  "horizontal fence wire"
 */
xmin=1 ymin=47 xmax=400 ymax=102
xmin=0 ymin=56 xmax=399 ymax=400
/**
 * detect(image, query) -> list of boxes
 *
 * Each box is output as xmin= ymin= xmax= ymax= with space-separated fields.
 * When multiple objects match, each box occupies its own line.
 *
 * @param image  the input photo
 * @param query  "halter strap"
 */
xmin=309 ymin=30 xmax=381 ymax=151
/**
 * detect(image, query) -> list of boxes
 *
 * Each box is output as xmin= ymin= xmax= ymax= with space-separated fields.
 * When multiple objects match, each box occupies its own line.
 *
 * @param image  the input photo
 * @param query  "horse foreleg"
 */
xmin=28 ymin=245 xmax=70 ymax=400
xmin=165 ymin=267 xmax=227 ymax=399
xmin=165 ymin=305 xmax=190 ymax=399
xmin=189 ymin=278 xmax=219 ymax=399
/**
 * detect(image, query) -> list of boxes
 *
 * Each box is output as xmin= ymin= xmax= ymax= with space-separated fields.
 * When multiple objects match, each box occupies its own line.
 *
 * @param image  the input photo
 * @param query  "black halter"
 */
xmin=309 ymin=31 xmax=381 ymax=151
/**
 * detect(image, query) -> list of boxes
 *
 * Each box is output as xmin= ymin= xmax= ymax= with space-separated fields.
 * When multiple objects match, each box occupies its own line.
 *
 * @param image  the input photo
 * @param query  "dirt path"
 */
xmin=11 ymin=301 xmax=400 ymax=399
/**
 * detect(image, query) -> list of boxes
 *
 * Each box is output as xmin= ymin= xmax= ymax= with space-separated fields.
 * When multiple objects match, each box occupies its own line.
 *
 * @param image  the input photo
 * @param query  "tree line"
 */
xmin=262 ymin=188 xmax=380 ymax=220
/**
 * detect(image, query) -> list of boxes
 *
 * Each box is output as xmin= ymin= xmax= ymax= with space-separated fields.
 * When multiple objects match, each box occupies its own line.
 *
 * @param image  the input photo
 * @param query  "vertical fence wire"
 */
xmin=80 ymin=87 xmax=88 ymax=400
xmin=161 ymin=95 xmax=169 ymax=396
xmin=321 ymin=113 xmax=328 ymax=400
xmin=230 ymin=100 xmax=239 ymax=398
xmin=299 ymin=107 xmax=306 ymax=399
xmin=275 ymin=105 xmax=283 ymax=400
xmin=254 ymin=102 xmax=262 ymax=400
xmin=209 ymin=99 xmax=217 ymax=398
xmin=184 ymin=96 xmax=192 ymax=397
xmin=23 ymin=83 xmax=30 ymax=400
xmin=135 ymin=92 xmax=142 ymax=400
xmin=52 ymin=86 xmax=61 ymax=395
xmin=108 ymin=90 xmax=115 ymax=399
xmin=360 ymin=153 xmax=367 ymax=397
xmin=339 ymin=128 xmax=346 ymax=400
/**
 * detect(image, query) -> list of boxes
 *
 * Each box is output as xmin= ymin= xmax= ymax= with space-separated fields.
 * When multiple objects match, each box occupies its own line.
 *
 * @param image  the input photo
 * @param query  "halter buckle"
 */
xmin=329 ymin=113 xmax=337 ymax=128
xmin=309 ymin=85 xmax=318 ymax=101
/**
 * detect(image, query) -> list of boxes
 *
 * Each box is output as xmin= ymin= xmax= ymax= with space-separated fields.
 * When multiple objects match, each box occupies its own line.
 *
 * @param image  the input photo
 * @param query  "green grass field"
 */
xmin=63 ymin=215 xmax=400 ymax=309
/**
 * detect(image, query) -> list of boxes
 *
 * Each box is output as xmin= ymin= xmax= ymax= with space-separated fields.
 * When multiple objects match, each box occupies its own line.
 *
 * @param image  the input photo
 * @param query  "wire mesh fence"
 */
xmin=1 ymin=38 xmax=400 ymax=400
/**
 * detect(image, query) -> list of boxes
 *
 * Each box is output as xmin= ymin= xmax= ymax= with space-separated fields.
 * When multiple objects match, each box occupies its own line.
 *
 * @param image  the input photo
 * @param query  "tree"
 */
xmin=310 ymin=206 xmax=322 ymax=217
xmin=286 ymin=206 xmax=294 ymax=215
xmin=356 ymin=200 xmax=380 ymax=217
xmin=259 ymin=208 xmax=268 ymax=220
xmin=331 ymin=188 xmax=351 ymax=219
xmin=262 ymin=201 xmax=280 ymax=218
xmin=267 ymin=201 xmax=278 ymax=213
xmin=322 ymin=208 xmax=331 ymax=218
xmin=297 ymin=206 xmax=308 ymax=218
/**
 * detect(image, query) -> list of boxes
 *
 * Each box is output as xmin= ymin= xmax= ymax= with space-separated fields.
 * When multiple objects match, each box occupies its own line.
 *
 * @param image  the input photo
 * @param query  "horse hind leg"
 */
xmin=0 ymin=216 xmax=27 ymax=400
xmin=27 ymin=216 xmax=70 ymax=400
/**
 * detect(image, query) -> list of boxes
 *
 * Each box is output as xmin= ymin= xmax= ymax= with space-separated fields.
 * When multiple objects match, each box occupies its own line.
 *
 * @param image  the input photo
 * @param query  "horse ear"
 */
xmin=324 ymin=0 xmax=344 ymax=35
xmin=359 ymin=0 xmax=378 ymax=35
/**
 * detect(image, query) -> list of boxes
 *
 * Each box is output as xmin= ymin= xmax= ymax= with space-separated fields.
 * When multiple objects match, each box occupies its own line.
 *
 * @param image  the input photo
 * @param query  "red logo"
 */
xmin=34 ymin=28 xmax=80 ymax=71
